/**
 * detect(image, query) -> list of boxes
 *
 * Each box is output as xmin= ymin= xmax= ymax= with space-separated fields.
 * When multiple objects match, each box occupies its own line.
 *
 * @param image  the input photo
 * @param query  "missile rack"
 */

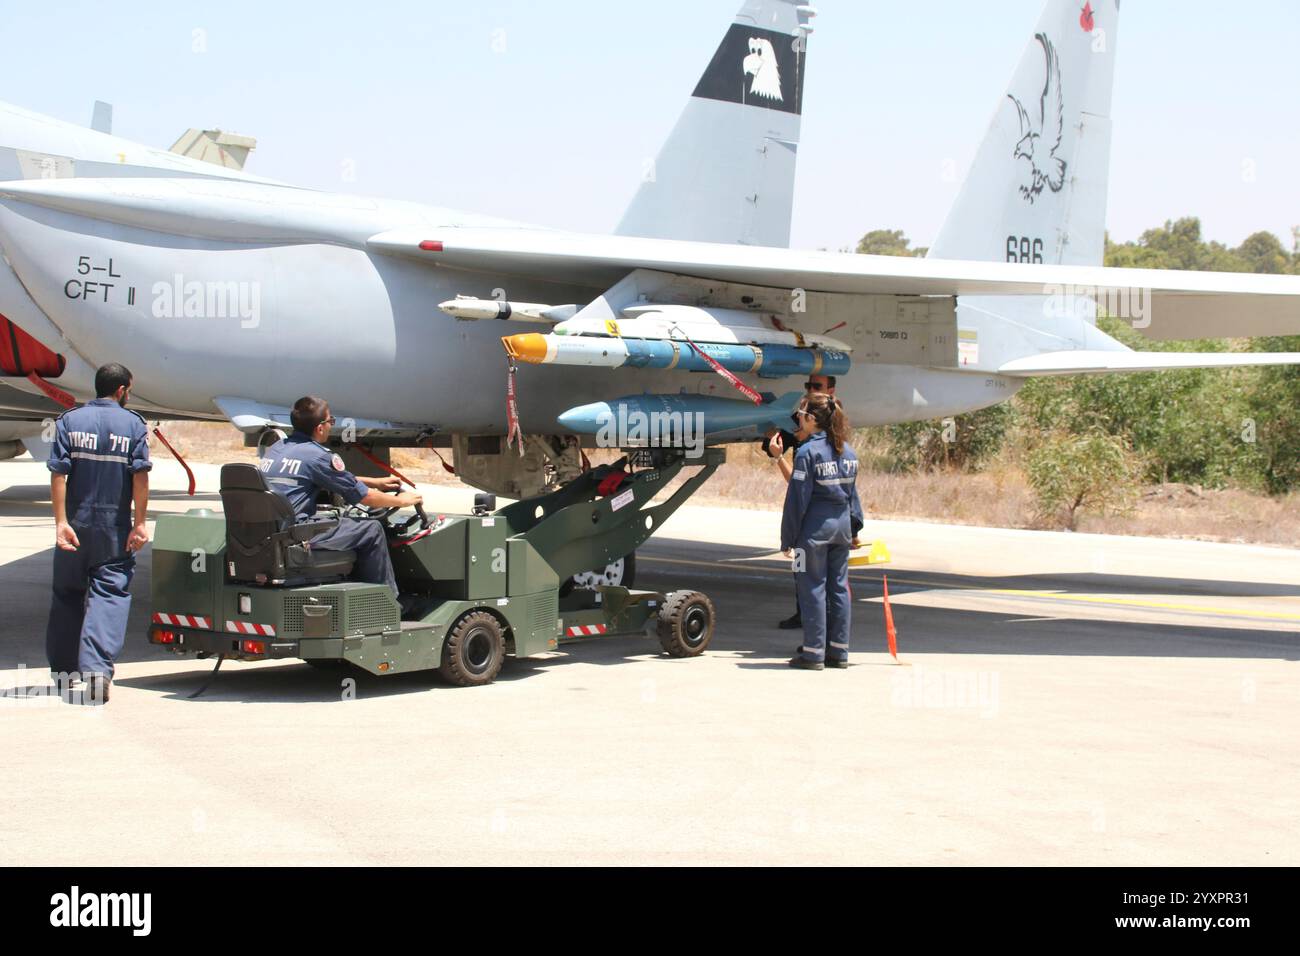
xmin=147 ymin=447 xmax=726 ymax=691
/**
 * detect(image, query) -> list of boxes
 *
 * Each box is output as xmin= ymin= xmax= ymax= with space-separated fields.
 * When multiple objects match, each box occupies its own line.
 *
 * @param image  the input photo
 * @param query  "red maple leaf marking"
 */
xmin=1080 ymin=2 xmax=1095 ymax=32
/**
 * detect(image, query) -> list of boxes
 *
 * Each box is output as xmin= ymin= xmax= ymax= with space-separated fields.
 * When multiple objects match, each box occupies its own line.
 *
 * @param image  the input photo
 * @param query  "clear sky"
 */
xmin=2 ymin=1 xmax=1296 ymax=253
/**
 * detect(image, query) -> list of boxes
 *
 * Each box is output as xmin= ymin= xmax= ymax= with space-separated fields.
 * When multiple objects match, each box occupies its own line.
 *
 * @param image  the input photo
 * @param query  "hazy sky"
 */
xmin=3 ymin=1 xmax=1296 ymax=253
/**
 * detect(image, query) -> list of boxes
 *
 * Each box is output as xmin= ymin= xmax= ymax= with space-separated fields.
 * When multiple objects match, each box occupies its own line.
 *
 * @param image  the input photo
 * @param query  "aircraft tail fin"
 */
xmin=615 ymin=0 xmax=815 ymax=248
xmin=930 ymin=0 xmax=1121 ymax=266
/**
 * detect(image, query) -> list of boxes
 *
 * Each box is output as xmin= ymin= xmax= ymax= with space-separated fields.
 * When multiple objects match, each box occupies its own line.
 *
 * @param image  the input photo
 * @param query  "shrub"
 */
xmin=886 ymin=404 xmax=1012 ymax=473
xmin=1025 ymin=429 xmax=1142 ymax=530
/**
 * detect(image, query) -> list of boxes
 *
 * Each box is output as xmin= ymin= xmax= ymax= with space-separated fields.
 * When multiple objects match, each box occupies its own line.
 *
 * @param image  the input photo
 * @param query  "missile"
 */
xmin=557 ymin=391 xmax=801 ymax=439
xmin=438 ymin=297 xmax=578 ymax=323
xmin=554 ymin=304 xmax=854 ymax=353
xmin=503 ymin=331 xmax=849 ymax=378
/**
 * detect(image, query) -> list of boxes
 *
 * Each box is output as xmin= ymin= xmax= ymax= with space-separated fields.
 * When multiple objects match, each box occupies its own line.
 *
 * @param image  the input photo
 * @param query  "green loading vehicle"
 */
xmin=147 ymin=449 xmax=723 ymax=688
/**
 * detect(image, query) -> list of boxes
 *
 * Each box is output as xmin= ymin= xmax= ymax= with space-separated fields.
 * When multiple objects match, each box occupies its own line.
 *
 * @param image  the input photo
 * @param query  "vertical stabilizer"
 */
xmin=930 ymin=0 xmax=1121 ymax=266
xmin=615 ymin=0 xmax=816 ymax=247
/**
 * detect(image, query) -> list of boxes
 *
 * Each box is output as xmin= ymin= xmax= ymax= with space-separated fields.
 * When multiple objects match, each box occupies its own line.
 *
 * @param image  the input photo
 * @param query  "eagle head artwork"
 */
xmin=742 ymin=37 xmax=783 ymax=102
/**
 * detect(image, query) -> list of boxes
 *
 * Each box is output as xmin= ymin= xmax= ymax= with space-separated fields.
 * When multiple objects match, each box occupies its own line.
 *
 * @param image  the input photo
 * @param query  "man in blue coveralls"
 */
xmin=46 ymin=363 xmax=152 ymax=704
xmin=259 ymin=396 xmax=422 ymax=597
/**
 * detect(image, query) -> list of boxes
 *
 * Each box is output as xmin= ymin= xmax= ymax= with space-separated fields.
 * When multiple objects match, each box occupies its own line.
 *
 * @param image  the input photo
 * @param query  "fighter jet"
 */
xmin=0 ymin=0 xmax=1298 ymax=505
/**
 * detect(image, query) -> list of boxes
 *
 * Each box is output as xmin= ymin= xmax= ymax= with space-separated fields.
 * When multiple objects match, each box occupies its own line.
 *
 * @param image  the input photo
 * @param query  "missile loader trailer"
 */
xmin=147 ymin=449 xmax=722 ymax=688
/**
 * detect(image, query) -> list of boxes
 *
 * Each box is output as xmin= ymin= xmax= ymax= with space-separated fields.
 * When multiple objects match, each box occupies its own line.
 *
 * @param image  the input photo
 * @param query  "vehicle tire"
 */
xmin=439 ymin=610 xmax=506 ymax=686
xmin=566 ymin=551 xmax=636 ymax=593
xmin=657 ymin=590 xmax=714 ymax=658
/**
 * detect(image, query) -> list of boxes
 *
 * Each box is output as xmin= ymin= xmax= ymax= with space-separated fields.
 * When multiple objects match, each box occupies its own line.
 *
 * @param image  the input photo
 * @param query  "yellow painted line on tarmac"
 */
xmin=985 ymin=588 xmax=1300 ymax=623
xmin=640 ymin=553 xmax=930 ymax=585
xmin=640 ymin=554 xmax=1300 ymax=624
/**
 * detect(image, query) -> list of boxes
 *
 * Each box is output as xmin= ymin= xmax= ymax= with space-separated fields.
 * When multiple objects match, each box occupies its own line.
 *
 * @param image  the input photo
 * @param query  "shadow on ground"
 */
xmin=3 ymin=516 xmax=1296 ymax=705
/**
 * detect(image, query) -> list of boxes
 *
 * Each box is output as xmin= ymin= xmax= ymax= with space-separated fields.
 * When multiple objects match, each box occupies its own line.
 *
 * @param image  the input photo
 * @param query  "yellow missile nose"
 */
xmin=501 ymin=333 xmax=549 ymax=364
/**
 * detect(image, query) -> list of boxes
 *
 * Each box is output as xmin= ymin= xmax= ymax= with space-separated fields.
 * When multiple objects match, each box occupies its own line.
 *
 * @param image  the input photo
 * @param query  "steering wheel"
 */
xmin=339 ymin=503 xmax=400 ymax=527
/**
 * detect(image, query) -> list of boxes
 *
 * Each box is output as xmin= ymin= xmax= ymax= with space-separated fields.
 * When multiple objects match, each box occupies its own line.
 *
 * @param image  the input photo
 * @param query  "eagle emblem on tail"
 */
xmin=1008 ymin=33 xmax=1067 ymax=203
xmin=743 ymin=37 xmax=783 ymax=102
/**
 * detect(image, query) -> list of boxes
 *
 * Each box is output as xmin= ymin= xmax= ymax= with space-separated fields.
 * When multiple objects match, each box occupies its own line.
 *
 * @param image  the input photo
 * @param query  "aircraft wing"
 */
xmin=997 ymin=350 xmax=1300 ymax=376
xmin=4 ymin=176 xmax=1294 ymax=334
xmin=367 ymin=228 xmax=1300 ymax=337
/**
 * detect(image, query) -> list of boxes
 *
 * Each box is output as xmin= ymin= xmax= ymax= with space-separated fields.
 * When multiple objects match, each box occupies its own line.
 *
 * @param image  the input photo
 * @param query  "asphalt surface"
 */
xmin=2 ymin=458 xmax=1297 ymax=865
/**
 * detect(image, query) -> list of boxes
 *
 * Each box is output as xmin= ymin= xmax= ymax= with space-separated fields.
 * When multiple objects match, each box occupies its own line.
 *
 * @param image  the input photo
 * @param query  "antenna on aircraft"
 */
xmin=89 ymin=101 xmax=112 ymax=135
xmin=169 ymin=128 xmax=257 ymax=171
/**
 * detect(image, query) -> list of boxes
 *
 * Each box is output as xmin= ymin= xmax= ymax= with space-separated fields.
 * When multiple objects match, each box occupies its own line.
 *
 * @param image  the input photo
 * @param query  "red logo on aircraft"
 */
xmin=1080 ymin=2 xmax=1095 ymax=32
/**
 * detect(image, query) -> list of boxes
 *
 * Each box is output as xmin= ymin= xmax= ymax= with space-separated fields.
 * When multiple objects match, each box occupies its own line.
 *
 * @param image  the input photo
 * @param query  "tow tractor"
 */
xmin=147 ymin=448 xmax=723 ymax=687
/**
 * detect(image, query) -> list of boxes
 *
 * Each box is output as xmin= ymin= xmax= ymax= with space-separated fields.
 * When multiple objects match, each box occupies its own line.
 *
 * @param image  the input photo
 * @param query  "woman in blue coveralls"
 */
xmin=780 ymin=392 xmax=864 ymax=670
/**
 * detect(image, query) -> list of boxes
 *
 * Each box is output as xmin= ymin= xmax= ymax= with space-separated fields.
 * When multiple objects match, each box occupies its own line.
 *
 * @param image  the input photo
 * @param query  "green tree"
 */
xmin=1244 ymin=335 xmax=1300 ymax=493
xmin=1015 ymin=318 xmax=1250 ymax=487
xmin=1237 ymin=231 xmax=1292 ymax=275
xmin=1104 ymin=217 xmax=1256 ymax=273
xmin=1025 ymin=429 xmax=1142 ymax=530
xmin=856 ymin=229 xmax=927 ymax=258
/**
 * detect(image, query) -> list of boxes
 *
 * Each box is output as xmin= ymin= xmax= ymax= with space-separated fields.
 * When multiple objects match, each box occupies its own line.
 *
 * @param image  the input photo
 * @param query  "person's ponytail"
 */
xmin=829 ymin=402 xmax=850 ymax=457
xmin=802 ymin=392 xmax=851 ymax=456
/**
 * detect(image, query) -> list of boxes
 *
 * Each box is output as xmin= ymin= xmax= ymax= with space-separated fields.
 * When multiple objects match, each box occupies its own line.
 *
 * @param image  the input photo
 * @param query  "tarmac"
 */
xmin=1 ymin=456 xmax=1297 ymax=865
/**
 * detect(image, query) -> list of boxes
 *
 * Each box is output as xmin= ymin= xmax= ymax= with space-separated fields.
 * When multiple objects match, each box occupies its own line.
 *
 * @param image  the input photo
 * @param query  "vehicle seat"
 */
xmin=219 ymin=463 xmax=357 ymax=585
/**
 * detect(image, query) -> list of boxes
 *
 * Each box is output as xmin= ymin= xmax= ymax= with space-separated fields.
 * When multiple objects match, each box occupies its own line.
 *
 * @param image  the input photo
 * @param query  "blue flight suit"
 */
xmin=765 ymin=426 xmax=807 ymax=620
xmin=258 ymin=432 xmax=398 ymax=596
xmin=780 ymin=432 xmax=864 ymax=664
xmin=45 ymin=398 xmax=152 ymax=679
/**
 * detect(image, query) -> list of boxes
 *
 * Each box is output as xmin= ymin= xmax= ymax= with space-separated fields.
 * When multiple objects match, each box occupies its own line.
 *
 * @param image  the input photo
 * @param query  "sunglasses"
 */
xmin=804 ymin=381 xmax=827 ymax=391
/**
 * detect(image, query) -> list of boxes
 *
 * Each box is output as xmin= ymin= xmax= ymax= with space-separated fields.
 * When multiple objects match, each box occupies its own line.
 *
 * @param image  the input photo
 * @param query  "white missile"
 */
xmin=553 ymin=304 xmax=853 ymax=352
xmin=502 ymin=331 xmax=851 ymax=377
xmin=437 ymin=297 xmax=577 ymax=323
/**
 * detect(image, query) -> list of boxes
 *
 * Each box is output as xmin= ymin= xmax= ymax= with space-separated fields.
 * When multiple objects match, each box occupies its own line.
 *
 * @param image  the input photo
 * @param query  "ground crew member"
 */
xmin=259 ymin=396 xmax=421 ymax=597
xmin=780 ymin=392 xmax=863 ymax=670
xmin=764 ymin=374 xmax=839 ymax=630
xmin=46 ymin=363 xmax=152 ymax=704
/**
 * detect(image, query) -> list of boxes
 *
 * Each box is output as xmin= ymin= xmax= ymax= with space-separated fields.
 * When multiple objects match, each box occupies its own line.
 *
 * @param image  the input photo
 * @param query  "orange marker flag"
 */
xmin=882 ymin=574 xmax=899 ymax=662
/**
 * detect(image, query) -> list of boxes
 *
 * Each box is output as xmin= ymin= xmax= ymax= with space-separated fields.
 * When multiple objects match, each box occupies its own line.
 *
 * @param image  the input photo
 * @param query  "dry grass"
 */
xmin=1083 ymin=484 xmax=1300 ymax=545
xmin=159 ymin=422 xmax=1300 ymax=546
xmin=161 ymin=421 xmax=257 ymax=462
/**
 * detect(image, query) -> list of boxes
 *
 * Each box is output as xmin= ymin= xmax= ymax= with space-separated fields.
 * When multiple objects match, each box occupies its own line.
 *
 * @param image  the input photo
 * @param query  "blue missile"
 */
xmin=557 ymin=391 xmax=803 ymax=439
